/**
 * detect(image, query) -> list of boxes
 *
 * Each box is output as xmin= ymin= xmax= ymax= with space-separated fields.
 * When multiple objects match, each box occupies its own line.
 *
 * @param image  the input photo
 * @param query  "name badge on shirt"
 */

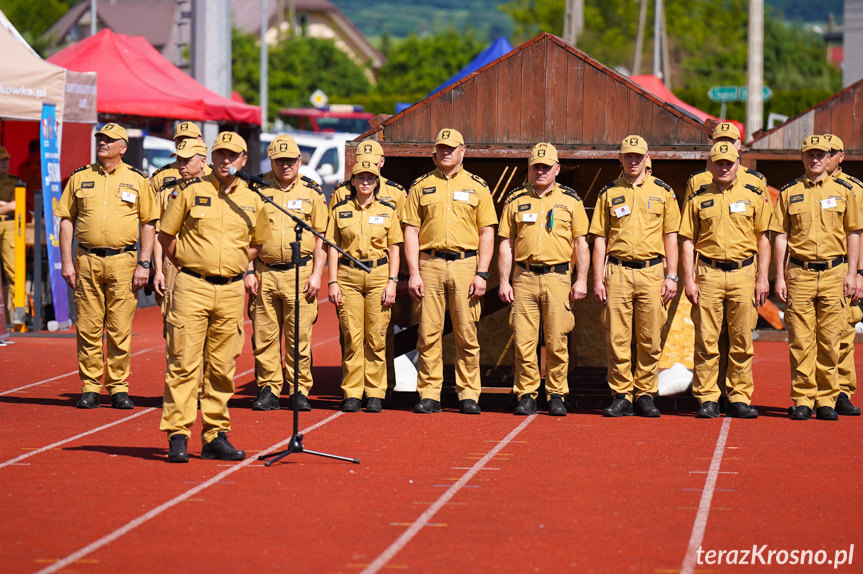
xmin=522 ymin=213 xmax=538 ymax=223
xmin=369 ymin=215 xmax=384 ymax=225
xmin=730 ymin=202 xmax=746 ymax=213
xmin=287 ymin=200 xmax=302 ymax=210
xmin=821 ymin=197 xmax=837 ymax=209
xmin=614 ymin=205 xmax=631 ymax=218
xmin=121 ymin=191 xmax=136 ymax=204
xmin=453 ymin=191 xmax=470 ymax=202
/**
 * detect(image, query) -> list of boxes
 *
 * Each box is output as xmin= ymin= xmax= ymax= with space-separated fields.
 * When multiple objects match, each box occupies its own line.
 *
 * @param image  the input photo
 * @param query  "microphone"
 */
xmin=228 ymin=167 xmax=269 ymax=187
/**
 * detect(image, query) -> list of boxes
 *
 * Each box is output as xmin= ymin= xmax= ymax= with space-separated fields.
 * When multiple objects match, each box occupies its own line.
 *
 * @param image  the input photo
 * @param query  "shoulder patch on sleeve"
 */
xmin=179 ymin=177 xmax=201 ymax=190
xmin=386 ymin=179 xmax=406 ymax=192
xmin=746 ymin=168 xmax=765 ymax=181
xmin=835 ymin=177 xmax=854 ymax=191
xmin=597 ymin=182 xmax=614 ymax=196
xmin=71 ymin=165 xmax=89 ymax=175
xmin=691 ymin=184 xmax=711 ymax=198
xmin=332 ymin=197 xmax=351 ymax=210
xmin=654 ymin=178 xmax=673 ymax=192
xmin=560 ymin=184 xmax=582 ymax=201
xmin=744 ymin=183 xmax=764 ymax=195
xmin=780 ymin=179 xmax=798 ymax=192
xmin=301 ymin=175 xmax=323 ymax=194
xmin=503 ymin=186 xmax=526 ymax=205
xmin=471 ymin=173 xmax=489 ymax=188
xmin=379 ymin=199 xmax=396 ymax=210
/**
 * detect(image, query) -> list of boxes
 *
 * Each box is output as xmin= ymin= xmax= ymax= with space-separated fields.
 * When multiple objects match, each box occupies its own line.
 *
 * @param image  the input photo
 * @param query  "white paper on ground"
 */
xmin=657 ymin=362 xmax=693 ymax=396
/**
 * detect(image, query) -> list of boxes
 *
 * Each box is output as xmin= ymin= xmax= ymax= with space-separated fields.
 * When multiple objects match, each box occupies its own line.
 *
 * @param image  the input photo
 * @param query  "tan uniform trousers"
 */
xmin=1 ymin=218 xmax=15 ymax=317
xmin=416 ymin=253 xmax=482 ymax=402
xmin=337 ymin=264 xmax=390 ymax=399
xmin=252 ymin=262 xmax=317 ymax=396
xmin=160 ymin=271 xmax=245 ymax=442
xmin=73 ymin=248 xmax=138 ymax=394
xmin=785 ymin=264 xmax=845 ymax=408
xmin=154 ymin=259 xmax=179 ymax=319
xmin=838 ymin=300 xmax=862 ymax=396
xmin=692 ymin=261 xmax=757 ymax=404
xmin=511 ymin=266 xmax=574 ymax=401
xmin=601 ymin=262 xmax=666 ymax=401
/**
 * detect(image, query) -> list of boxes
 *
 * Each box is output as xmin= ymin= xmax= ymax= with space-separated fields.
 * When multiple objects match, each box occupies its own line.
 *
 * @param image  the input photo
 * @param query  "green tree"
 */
xmin=3 ymin=0 xmax=76 ymax=56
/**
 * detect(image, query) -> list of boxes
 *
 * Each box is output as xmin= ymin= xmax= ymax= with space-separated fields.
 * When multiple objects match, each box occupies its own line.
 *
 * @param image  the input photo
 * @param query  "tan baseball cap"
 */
xmin=620 ymin=135 xmax=648 ymax=154
xmin=268 ymin=135 xmax=301 ymax=159
xmin=709 ymin=141 xmax=739 ymax=162
xmin=712 ymin=122 xmax=741 ymax=142
xmin=96 ymin=123 xmax=128 ymax=142
xmin=352 ymin=159 xmax=380 ymax=177
xmin=435 ymin=128 xmax=464 ymax=147
xmin=646 ymin=157 xmax=653 ymax=170
xmin=174 ymin=121 xmax=203 ymax=140
xmin=0 ymin=146 xmax=9 ymax=160
xmin=171 ymin=139 xmax=208 ymax=159
xmin=211 ymin=131 xmax=247 ymax=154
xmin=529 ymin=142 xmax=558 ymax=166
xmin=801 ymin=135 xmax=830 ymax=153
xmin=357 ymin=139 xmax=383 ymax=161
xmin=822 ymin=134 xmax=844 ymax=152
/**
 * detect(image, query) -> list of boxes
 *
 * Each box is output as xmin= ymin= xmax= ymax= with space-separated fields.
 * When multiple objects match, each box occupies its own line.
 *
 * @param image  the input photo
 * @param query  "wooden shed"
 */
xmin=749 ymin=78 xmax=863 ymax=186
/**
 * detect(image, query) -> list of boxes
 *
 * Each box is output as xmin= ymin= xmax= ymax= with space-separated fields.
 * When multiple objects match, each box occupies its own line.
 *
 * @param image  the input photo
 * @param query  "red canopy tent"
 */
xmin=630 ymin=74 xmax=744 ymax=140
xmin=48 ymin=29 xmax=260 ymax=125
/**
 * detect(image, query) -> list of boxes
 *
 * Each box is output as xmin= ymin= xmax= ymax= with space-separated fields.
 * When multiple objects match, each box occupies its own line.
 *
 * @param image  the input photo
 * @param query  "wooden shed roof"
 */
xmin=750 ymin=77 xmax=863 ymax=158
xmin=360 ymin=33 xmax=713 ymax=160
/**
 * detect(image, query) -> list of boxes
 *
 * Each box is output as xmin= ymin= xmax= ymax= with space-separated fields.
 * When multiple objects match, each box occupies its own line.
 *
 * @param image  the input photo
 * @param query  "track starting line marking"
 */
xmin=359 ymin=415 xmax=536 ymax=574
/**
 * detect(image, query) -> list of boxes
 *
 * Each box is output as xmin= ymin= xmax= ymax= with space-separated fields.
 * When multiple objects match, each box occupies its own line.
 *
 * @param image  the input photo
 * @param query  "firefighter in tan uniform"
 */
xmin=57 ymin=124 xmax=158 ymax=410
xmin=0 ymin=147 xmax=24 ymax=320
xmin=684 ymin=122 xmax=768 ymax=203
xmin=772 ymin=135 xmax=862 ymax=421
xmin=158 ymin=132 xmax=271 ymax=463
xmin=327 ymin=160 xmax=402 ymax=412
xmin=151 ymin=121 xmax=211 ymax=321
xmin=590 ymin=136 xmax=681 ymax=418
xmin=248 ymin=134 xmax=327 ymax=412
xmin=498 ymin=143 xmax=589 ymax=416
xmin=680 ymin=142 xmax=772 ymax=419
xmin=402 ymin=128 xmax=498 ymax=415
xmin=824 ymin=133 xmax=863 ymax=416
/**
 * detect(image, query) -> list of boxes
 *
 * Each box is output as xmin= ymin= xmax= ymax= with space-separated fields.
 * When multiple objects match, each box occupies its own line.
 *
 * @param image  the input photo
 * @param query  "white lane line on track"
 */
xmin=360 ymin=415 xmax=536 ymax=574
xmin=0 ymin=368 xmax=254 ymax=470
xmin=34 ymin=412 xmax=345 ymax=574
xmin=680 ymin=417 xmax=732 ymax=574
xmin=0 ymin=409 xmax=157 ymax=470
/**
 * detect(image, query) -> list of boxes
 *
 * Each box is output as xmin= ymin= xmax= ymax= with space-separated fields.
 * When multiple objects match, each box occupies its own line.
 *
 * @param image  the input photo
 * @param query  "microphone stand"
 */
xmin=243 ymin=176 xmax=366 ymax=466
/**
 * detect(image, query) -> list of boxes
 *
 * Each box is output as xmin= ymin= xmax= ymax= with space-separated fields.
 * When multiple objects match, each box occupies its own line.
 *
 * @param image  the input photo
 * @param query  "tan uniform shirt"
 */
xmin=331 ymin=178 xmax=406 ymax=216
xmin=258 ymin=172 xmax=327 ymax=263
xmin=685 ymin=166 xmax=768 ymax=202
xmin=56 ymin=162 xmax=158 ymax=248
xmin=770 ymin=175 xmax=863 ymax=261
xmin=326 ymin=194 xmax=403 ymax=261
xmin=151 ymin=161 xmax=213 ymax=219
xmin=832 ymin=168 xmax=863 ymax=218
xmin=0 ymin=173 xmax=23 ymax=204
xmin=589 ymin=174 xmax=681 ymax=260
xmin=401 ymin=167 xmax=497 ymax=251
xmin=160 ymin=173 xmax=271 ymax=277
xmin=679 ymin=177 xmax=772 ymax=261
xmin=498 ymin=182 xmax=589 ymax=265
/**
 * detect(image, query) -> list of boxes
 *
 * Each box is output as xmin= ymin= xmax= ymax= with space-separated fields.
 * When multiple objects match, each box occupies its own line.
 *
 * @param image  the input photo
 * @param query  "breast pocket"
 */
xmin=336 ymin=212 xmax=358 ymax=245
xmin=116 ymin=187 xmax=140 ymax=214
xmin=454 ymin=192 xmax=479 ymax=219
xmin=552 ymin=211 xmax=572 ymax=239
xmin=420 ymin=193 xmax=440 ymax=219
xmin=788 ymin=202 xmax=811 ymax=236
xmin=698 ymin=205 xmax=721 ymax=233
xmin=822 ymin=200 xmax=846 ymax=229
xmin=75 ymin=187 xmax=98 ymax=215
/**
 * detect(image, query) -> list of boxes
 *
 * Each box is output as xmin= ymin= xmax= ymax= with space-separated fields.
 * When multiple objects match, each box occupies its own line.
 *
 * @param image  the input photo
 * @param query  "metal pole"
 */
xmin=563 ymin=0 xmax=583 ymax=46
xmin=746 ymin=0 xmax=764 ymax=141
xmin=661 ymin=1 xmax=672 ymax=89
xmin=260 ymin=0 xmax=269 ymax=132
xmin=32 ymin=191 xmax=43 ymax=331
xmin=633 ymin=0 xmax=649 ymax=75
xmin=653 ymin=0 xmax=662 ymax=79
xmin=90 ymin=0 xmax=97 ymax=36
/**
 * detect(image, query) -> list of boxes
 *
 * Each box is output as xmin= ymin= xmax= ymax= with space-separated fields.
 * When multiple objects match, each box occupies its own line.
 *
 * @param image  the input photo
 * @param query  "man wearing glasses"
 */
xmin=498 ymin=143 xmax=590 ymax=416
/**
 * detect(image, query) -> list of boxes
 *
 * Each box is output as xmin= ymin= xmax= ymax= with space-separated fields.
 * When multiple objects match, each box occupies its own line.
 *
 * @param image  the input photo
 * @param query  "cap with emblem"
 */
xmin=173 ymin=121 xmax=203 ymax=140
xmin=709 ymin=141 xmax=739 ymax=162
xmin=357 ymin=139 xmax=383 ymax=161
xmin=620 ymin=135 xmax=648 ymax=154
xmin=529 ymin=142 xmax=559 ymax=166
xmin=211 ymin=131 xmax=247 ymax=154
xmin=822 ymin=134 xmax=844 ymax=152
xmin=435 ymin=128 xmax=464 ymax=147
xmin=0 ymin=146 xmax=9 ymax=160
xmin=171 ymin=139 xmax=208 ymax=158
xmin=712 ymin=122 xmax=741 ymax=142
xmin=352 ymin=159 xmax=380 ymax=177
xmin=268 ymin=135 xmax=301 ymax=159
xmin=95 ymin=123 xmax=128 ymax=142
xmin=801 ymin=135 xmax=830 ymax=153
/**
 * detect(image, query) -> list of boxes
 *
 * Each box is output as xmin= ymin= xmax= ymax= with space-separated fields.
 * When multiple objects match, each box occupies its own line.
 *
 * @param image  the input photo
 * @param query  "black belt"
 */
xmin=789 ymin=255 xmax=847 ymax=271
xmin=339 ymin=256 xmax=388 ymax=269
xmin=517 ymin=261 xmax=568 ymax=275
xmin=698 ymin=254 xmax=754 ymax=271
xmin=0 ymin=214 xmax=12 ymax=222
xmin=180 ymin=268 xmax=244 ymax=284
xmin=265 ymin=255 xmax=312 ymax=271
xmin=421 ymin=249 xmax=477 ymax=261
xmin=81 ymin=245 xmax=137 ymax=257
xmin=608 ymin=256 xmax=662 ymax=269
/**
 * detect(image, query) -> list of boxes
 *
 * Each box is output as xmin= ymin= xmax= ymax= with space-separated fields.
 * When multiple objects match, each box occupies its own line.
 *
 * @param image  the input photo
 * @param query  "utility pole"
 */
xmin=746 ymin=0 xmax=764 ymax=141
xmin=563 ymin=0 xmax=584 ymax=47
xmin=632 ymin=0 xmax=649 ymax=75
xmin=191 ymin=0 xmax=232 ymax=145
xmin=260 ymin=0 xmax=268 ymax=132
xmin=90 ymin=0 xmax=97 ymax=36
xmin=661 ymin=2 xmax=672 ymax=89
xmin=653 ymin=0 xmax=663 ymax=79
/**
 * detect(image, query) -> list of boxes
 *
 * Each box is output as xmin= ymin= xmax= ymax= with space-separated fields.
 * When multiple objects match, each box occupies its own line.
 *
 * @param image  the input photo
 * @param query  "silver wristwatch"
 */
xmin=665 ymin=274 xmax=679 ymax=282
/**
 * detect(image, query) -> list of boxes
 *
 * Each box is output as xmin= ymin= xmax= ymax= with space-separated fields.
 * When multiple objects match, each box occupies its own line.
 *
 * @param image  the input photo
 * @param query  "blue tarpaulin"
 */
xmin=395 ymin=36 xmax=515 ymax=114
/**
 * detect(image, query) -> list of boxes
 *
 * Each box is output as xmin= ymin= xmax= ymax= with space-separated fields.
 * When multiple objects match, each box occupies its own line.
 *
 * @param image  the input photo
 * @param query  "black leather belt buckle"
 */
xmin=423 ymin=249 xmax=477 ymax=261
xmin=341 ymin=256 xmax=387 ymax=269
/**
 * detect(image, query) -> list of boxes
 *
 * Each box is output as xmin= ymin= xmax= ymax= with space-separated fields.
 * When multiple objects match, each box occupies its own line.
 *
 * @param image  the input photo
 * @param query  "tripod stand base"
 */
xmin=259 ymin=433 xmax=360 ymax=466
